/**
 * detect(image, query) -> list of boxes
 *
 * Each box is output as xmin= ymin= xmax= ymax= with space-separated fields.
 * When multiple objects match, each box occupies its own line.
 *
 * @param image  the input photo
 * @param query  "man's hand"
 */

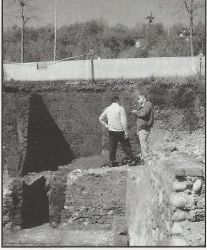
xmin=124 ymin=131 xmax=128 ymax=139
xmin=131 ymin=109 xmax=137 ymax=115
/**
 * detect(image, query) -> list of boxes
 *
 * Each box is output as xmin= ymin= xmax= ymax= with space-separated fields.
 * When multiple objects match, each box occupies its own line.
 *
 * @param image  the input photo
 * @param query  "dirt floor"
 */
xmin=149 ymin=126 xmax=205 ymax=163
xmin=3 ymin=224 xmax=114 ymax=246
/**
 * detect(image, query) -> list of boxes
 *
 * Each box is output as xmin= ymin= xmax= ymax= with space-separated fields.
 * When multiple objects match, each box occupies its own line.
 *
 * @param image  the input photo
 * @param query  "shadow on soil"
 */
xmin=22 ymin=94 xmax=75 ymax=175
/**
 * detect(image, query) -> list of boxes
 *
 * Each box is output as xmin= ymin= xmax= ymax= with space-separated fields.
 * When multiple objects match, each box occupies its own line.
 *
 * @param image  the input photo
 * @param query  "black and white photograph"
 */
xmin=2 ymin=0 xmax=206 ymax=247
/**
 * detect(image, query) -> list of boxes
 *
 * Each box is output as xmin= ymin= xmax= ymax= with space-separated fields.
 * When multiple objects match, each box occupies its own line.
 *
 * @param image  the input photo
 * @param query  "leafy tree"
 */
xmin=148 ymin=34 xmax=191 ymax=57
xmin=3 ymin=25 xmax=21 ymax=62
xmin=119 ymin=47 xmax=148 ymax=58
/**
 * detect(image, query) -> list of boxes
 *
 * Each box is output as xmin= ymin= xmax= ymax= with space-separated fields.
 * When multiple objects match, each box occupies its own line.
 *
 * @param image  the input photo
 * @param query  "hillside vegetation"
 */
xmin=3 ymin=21 xmax=205 ymax=63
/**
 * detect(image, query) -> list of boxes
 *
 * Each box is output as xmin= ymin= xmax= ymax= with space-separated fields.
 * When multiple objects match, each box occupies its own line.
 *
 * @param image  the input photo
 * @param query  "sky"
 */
xmin=3 ymin=0 xmax=205 ymax=29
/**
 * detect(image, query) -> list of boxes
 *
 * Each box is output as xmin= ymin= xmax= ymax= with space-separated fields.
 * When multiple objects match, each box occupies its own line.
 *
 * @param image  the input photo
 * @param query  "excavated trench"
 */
xmin=2 ymin=91 xmax=134 ymax=247
xmin=3 ymin=79 xmax=205 ymax=246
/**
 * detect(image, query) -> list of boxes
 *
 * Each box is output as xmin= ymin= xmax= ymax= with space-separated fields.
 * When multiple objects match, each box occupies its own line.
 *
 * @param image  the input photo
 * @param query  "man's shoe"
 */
xmin=109 ymin=161 xmax=119 ymax=167
xmin=128 ymin=157 xmax=145 ymax=166
xmin=127 ymin=156 xmax=141 ymax=166
xmin=138 ymin=159 xmax=145 ymax=165
xmin=121 ymin=157 xmax=130 ymax=165
xmin=122 ymin=157 xmax=139 ymax=166
xmin=128 ymin=160 xmax=137 ymax=166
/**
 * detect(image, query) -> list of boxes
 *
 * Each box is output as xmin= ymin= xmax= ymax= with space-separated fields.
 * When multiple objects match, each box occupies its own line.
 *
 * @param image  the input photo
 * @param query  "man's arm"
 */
xmin=120 ymin=107 xmax=128 ymax=138
xmin=134 ymin=102 xmax=152 ymax=118
xmin=99 ymin=109 xmax=109 ymax=129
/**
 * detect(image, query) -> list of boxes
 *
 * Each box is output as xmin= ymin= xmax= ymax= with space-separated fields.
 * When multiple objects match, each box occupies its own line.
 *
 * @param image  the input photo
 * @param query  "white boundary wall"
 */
xmin=94 ymin=57 xmax=205 ymax=79
xmin=3 ymin=56 xmax=205 ymax=81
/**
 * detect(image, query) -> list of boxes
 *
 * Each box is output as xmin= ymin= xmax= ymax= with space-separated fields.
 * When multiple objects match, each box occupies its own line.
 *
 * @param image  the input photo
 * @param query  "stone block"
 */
xmin=171 ymin=165 xmax=203 ymax=177
xmin=173 ymin=181 xmax=187 ymax=192
xmin=165 ymin=155 xmax=204 ymax=177
xmin=172 ymin=211 xmax=186 ymax=222
xmin=3 ymin=222 xmax=12 ymax=230
xmin=171 ymin=223 xmax=183 ymax=235
xmin=3 ymin=215 xmax=9 ymax=223
xmin=170 ymin=193 xmax=194 ymax=209
xmin=107 ymin=210 xmax=114 ymax=215
xmin=192 ymin=179 xmax=202 ymax=192
xmin=170 ymin=237 xmax=187 ymax=246
xmin=197 ymin=197 xmax=205 ymax=209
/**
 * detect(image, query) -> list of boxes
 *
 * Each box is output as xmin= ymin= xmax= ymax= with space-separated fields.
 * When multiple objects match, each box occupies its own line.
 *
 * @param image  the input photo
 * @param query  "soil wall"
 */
xmin=3 ymin=92 xmax=104 ymax=177
xmin=3 ymin=77 xmax=205 ymax=178
xmin=3 ymin=86 xmax=144 ymax=177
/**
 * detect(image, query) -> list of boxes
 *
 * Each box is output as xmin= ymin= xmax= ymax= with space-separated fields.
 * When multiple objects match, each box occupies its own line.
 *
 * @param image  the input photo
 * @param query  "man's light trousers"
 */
xmin=138 ymin=128 xmax=151 ymax=159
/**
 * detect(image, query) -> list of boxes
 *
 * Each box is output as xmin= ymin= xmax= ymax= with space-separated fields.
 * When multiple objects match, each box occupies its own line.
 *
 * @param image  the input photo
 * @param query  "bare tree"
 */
xmin=3 ymin=0 xmax=40 ymax=62
xmin=160 ymin=0 xmax=205 ymax=56
xmin=183 ymin=0 xmax=204 ymax=56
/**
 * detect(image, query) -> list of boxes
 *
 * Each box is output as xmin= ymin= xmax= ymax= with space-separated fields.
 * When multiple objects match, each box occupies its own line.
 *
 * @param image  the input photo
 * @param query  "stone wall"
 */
xmin=3 ymin=179 xmax=15 ymax=230
xmin=126 ymin=158 xmax=173 ymax=246
xmin=126 ymin=152 xmax=205 ymax=246
xmin=61 ymin=167 xmax=128 ymax=229
xmin=3 ymin=178 xmax=24 ymax=230
xmin=166 ymin=152 xmax=205 ymax=246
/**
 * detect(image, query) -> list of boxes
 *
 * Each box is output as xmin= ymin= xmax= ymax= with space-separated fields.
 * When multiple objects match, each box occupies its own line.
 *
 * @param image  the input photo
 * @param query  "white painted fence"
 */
xmin=3 ymin=56 xmax=205 ymax=81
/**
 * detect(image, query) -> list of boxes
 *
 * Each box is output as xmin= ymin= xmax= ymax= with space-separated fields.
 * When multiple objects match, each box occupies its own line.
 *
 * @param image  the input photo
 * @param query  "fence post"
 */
xmin=91 ymin=59 xmax=95 ymax=82
xmin=199 ymin=54 xmax=203 ymax=80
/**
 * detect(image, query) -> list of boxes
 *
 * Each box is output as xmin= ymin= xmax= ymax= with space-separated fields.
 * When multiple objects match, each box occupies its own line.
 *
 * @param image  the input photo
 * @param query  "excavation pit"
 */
xmin=3 ymin=78 xmax=205 ymax=246
xmin=22 ymin=176 xmax=49 ymax=229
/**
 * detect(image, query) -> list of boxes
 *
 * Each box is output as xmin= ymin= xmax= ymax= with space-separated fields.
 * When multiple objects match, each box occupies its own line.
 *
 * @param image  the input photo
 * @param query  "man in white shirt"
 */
xmin=99 ymin=95 xmax=134 ymax=167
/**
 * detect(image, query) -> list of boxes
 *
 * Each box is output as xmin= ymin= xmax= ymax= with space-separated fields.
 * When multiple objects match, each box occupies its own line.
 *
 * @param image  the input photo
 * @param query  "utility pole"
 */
xmin=145 ymin=11 xmax=155 ymax=28
xmin=19 ymin=0 xmax=26 ymax=63
xmin=54 ymin=0 xmax=58 ymax=61
xmin=186 ymin=0 xmax=194 ymax=56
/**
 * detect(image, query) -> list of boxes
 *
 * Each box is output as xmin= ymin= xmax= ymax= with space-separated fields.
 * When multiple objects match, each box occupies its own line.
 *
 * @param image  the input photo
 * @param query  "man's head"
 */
xmin=137 ymin=94 xmax=146 ymax=105
xmin=111 ymin=95 xmax=119 ymax=103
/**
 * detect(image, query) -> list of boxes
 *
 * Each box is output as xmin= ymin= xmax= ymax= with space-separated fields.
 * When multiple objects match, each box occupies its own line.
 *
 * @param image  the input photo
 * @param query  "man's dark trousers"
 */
xmin=108 ymin=130 xmax=132 ymax=162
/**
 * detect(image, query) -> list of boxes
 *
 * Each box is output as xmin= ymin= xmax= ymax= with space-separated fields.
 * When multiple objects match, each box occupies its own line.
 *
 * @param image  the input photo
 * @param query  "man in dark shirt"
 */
xmin=131 ymin=94 xmax=154 ymax=162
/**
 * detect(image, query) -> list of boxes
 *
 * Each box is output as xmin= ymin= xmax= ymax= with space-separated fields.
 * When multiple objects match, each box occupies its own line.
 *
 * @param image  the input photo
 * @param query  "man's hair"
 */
xmin=111 ymin=95 xmax=119 ymax=103
xmin=138 ymin=94 xmax=146 ymax=100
